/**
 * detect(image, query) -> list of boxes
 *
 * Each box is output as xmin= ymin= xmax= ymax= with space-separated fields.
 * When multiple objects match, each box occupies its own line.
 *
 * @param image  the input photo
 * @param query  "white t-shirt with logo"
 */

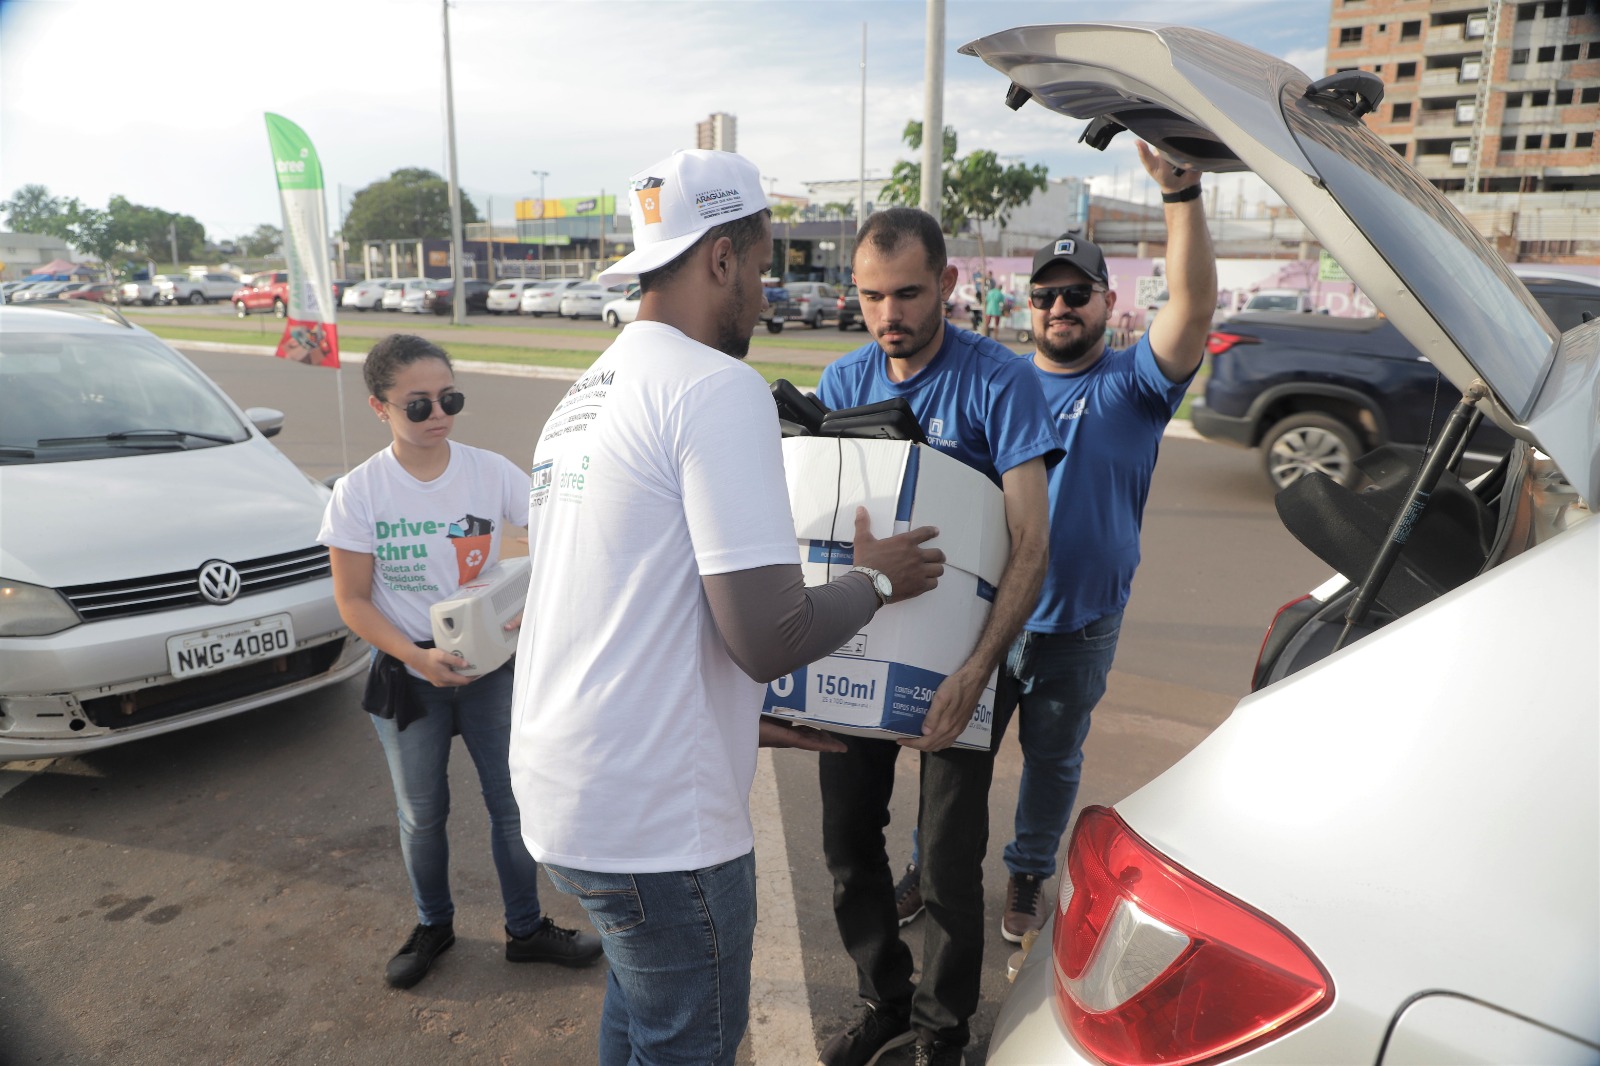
xmin=510 ymin=321 xmax=798 ymax=874
xmin=319 ymin=441 xmax=530 ymax=661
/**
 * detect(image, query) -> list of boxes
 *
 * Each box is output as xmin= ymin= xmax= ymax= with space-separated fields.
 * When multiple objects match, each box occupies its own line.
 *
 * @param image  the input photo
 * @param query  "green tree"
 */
xmin=2 ymin=184 xmax=74 ymax=239
xmin=881 ymin=121 xmax=1049 ymax=273
xmin=240 ymin=224 xmax=283 ymax=258
xmin=106 ymin=195 xmax=206 ymax=262
xmin=342 ymin=168 xmax=480 ymax=245
xmin=63 ymin=204 xmax=122 ymax=280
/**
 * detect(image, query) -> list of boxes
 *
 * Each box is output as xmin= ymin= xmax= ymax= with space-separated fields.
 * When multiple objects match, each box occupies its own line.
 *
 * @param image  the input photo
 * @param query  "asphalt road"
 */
xmin=0 ymin=346 xmax=1330 ymax=1065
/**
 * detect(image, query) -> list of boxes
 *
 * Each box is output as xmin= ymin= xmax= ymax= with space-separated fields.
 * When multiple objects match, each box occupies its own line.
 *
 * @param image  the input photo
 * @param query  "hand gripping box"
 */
xmin=762 ymin=438 xmax=1010 ymax=751
xmin=429 ymin=556 xmax=531 ymax=676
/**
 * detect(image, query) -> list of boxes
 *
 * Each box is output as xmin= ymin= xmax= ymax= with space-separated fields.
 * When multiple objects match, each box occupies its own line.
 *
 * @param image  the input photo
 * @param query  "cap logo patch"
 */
xmin=695 ymin=187 xmax=746 ymax=219
xmin=637 ymin=186 xmax=665 ymax=225
xmin=1054 ymin=238 xmax=1076 ymax=256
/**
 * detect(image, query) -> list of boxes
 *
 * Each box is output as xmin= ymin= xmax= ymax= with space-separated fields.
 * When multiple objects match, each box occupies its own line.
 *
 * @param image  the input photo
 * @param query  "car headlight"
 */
xmin=0 ymin=579 xmax=82 ymax=636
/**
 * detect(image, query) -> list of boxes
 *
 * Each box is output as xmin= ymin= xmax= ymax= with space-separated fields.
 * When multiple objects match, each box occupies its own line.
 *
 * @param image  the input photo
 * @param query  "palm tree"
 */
xmin=770 ymin=202 xmax=801 ymax=281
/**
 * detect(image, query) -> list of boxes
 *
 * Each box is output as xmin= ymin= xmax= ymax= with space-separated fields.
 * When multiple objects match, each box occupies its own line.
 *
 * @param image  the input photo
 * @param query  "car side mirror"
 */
xmin=245 ymin=406 xmax=285 ymax=438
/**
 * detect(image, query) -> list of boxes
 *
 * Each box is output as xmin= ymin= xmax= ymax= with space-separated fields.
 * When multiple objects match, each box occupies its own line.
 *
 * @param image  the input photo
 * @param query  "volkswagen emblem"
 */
xmin=197 ymin=560 xmax=242 ymax=605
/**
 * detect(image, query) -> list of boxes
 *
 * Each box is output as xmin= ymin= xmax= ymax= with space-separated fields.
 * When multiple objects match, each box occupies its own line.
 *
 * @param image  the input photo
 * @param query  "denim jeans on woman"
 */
xmin=545 ymin=851 xmax=756 ymax=1066
xmin=370 ymin=661 xmax=543 ymax=938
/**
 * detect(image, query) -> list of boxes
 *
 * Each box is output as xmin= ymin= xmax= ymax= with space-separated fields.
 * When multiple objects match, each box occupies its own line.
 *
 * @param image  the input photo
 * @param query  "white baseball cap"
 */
xmin=597 ymin=149 xmax=769 ymax=287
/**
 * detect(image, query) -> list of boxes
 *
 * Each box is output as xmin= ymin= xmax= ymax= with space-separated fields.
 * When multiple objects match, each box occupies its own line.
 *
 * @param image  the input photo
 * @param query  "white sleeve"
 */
xmin=676 ymin=366 xmax=798 ymax=576
xmin=317 ymin=471 xmax=374 ymax=554
xmin=496 ymin=452 xmax=532 ymax=528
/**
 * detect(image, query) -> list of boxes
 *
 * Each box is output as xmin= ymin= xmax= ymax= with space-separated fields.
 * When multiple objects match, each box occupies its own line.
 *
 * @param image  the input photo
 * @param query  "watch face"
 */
xmin=874 ymin=573 xmax=893 ymax=600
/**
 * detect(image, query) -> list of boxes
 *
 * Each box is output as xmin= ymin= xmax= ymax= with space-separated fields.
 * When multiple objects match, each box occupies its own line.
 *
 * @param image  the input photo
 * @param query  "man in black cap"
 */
xmin=993 ymin=141 xmax=1216 ymax=943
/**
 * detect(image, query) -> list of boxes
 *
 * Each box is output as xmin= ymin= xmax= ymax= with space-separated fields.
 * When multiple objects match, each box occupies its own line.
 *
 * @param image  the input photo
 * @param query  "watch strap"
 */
xmin=1161 ymin=184 xmax=1203 ymax=204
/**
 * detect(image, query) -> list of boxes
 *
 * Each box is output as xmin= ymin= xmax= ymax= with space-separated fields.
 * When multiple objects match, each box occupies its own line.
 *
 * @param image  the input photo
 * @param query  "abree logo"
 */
xmin=1054 ymin=238 xmax=1077 ymax=256
xmin=928 ymin=418 xmax=945 ymax=438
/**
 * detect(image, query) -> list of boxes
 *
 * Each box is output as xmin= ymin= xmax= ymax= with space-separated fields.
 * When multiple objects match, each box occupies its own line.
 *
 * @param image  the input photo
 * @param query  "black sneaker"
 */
xmin=505 ymin=916 xmax=602 ymax=967
xmin=384 ymin=922 xmax=455 ymax=989
xmin=911 ymin=1038 xmax=964 ymax=1066
xmin=817 ymin=1002 xmax=913 ymax=1066
xmin=893 ymin=863 xmax=924 ymax=927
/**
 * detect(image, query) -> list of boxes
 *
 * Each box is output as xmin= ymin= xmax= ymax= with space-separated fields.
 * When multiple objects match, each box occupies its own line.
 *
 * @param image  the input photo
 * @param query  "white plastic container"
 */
xmin=428 ymin=557 xmax=531 ymax=676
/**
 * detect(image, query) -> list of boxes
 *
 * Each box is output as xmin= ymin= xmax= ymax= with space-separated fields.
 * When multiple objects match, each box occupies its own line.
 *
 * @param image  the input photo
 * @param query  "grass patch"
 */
xmin=142 ymin=323 xmax=821 ymax=388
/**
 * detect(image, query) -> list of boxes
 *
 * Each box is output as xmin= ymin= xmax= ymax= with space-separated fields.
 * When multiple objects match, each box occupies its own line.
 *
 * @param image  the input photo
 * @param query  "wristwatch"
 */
xmin=848 ymin=566 xmax=893 ymax=607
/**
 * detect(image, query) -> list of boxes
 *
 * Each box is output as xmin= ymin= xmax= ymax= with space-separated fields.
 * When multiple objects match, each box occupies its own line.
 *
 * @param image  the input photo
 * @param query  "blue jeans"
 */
xmin=370 ymin=662 xmax=542 ymax=937
xmin=546 ymin=852 xmax=756 ymax=1066
xmin=1000 ymin=612 xmax=1122 ymax=879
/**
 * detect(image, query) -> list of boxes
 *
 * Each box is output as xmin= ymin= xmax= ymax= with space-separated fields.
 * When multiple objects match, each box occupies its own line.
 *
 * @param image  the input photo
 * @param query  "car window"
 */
xmin=1283 ymin=85 xmax=1556 ymax=418
xmin=1524 ymin=285 xmax=1600 ymax=333
xmin=0 ymin=333 xmax=248 ymax=462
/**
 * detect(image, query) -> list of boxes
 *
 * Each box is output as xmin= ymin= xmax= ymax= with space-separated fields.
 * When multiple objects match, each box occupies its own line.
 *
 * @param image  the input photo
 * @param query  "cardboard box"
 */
xmin=762 ymin=438 xmax=1009 ymax=751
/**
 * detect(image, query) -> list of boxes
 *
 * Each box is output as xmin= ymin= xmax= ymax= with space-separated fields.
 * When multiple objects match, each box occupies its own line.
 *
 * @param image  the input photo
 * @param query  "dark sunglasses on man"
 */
xmin=390 ymin=392 xmax=466 ymax=422
xmin=1029 ymin=284 xmax=1107 ymax=311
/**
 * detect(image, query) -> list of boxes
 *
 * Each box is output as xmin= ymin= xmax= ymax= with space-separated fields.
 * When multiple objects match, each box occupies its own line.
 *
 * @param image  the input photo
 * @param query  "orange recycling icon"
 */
xmin=639 ymin=190 xmax=663 ymax=225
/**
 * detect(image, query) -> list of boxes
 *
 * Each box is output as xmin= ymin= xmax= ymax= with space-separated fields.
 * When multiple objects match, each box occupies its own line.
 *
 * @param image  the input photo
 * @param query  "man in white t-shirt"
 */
xmin=509 ymin=149 xmax=944 ymax=1065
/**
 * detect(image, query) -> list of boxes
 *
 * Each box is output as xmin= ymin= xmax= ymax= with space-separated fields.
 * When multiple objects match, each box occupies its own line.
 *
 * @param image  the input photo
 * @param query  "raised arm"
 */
xmin=1138 ymin=141 xmax=1217 ymax=384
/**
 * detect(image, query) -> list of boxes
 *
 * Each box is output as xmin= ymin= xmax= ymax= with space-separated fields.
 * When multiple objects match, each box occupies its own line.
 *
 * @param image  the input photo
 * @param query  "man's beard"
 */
xmin=874 ymin=305 xmax=941 ymax=360
xmin=1036 ymin=308 xmax=1108 ymax=366
xmin=715 ymin=281 xmax=752 ymax=360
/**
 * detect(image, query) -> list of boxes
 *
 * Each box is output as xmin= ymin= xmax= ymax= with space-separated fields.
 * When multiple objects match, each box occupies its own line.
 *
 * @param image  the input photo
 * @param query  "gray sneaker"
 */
xmin=893 ymin=863 xmax=924 ymax=927
xmin=817 ymin=1002 xmax=914 ymax=1066
xmin=505 ymin=916 xmax=602 ymax=967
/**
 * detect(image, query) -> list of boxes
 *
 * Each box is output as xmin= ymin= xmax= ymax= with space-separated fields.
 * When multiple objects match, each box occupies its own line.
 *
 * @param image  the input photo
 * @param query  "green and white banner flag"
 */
xmin=265 ymin=113 xmax=339 ymax=368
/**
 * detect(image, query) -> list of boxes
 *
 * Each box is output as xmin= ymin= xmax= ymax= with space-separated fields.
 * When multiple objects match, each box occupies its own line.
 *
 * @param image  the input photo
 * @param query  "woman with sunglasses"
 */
xmin=318 ymin=333 xmax=600 ymax=990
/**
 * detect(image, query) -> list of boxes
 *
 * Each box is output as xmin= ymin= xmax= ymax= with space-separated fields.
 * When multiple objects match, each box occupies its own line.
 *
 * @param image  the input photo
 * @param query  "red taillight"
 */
xmin=1205 ymin=331 xmax=1259 ymax=356
xmin=837 ymin=296 xmax=846 ymax=309
xmin=1054 ymin=807 xmax=1332 ymax=1066
xmin=1251 ymin=594 xmax=1312 ymax=691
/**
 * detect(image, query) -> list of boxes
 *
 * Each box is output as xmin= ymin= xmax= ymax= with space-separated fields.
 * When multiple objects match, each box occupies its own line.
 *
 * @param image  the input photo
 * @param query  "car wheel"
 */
xmin=273 ymin=298 xmax=287 ymax=318
xmin=187 ymin=290 xmax=206 ymax=305
xmin=767 ymin=320 xmax=783 ymax=334
xmin=837 ymin=318 xmax=851 ymax=331
xmin=1261 ymin=412 xmax=1362 ymax=490
xmin=605 ymin=311 xmax=620 ymax=328
xmin=234 ymin=301 xmax=248 ymax=318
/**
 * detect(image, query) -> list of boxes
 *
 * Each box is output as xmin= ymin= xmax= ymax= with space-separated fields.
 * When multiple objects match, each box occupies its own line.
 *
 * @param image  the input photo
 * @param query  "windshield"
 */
xmin=0 ymin=332 xmax=248 ymax=464
xmin=1282 ymin=85 xmax=1557 ymax=419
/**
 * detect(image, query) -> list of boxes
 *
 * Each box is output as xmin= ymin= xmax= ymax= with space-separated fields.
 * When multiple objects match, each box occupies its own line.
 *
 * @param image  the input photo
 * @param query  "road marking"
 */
xmin=749 ymin=748 xmax=813 ymax=1065
xmin=0 ymin=759 xmax=53 ymax=800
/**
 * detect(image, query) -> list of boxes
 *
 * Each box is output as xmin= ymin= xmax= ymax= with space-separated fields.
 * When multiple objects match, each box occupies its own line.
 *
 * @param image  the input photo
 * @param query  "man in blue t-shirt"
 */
xmin=813 ymin=207 xmax=1060 ymax=1066
xmin=994 ymin=142 xmax=1217 ymax=946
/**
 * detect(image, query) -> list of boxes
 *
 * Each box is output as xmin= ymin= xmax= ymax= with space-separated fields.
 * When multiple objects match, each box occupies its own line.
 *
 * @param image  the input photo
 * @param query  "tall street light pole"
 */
xmin=531 ymin=169 xmax=548 ymax=270
xmin=858 ymin=23 xmax=867 ymax=241
xmin=920 ymin=0 xmax=945 ymax=225
xmin=441 ymin=0 xmax=466 ymax=325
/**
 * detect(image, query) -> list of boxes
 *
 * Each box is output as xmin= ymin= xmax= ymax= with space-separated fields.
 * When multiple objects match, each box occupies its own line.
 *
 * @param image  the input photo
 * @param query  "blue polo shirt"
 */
xmin=1029 ymin=333 xmax=1192 ymax=633
xmin=816 ymin=325 xmax=1062 ymax=487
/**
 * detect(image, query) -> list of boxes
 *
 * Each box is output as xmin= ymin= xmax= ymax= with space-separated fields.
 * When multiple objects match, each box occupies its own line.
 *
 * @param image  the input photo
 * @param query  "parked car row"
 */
xmin=3 ymin=281 xmax=111 ymax=304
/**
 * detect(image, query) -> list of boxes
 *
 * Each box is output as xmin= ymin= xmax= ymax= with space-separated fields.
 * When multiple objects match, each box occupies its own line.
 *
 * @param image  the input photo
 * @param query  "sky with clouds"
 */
xmin=0 ymin=1 xmax=1330 ymax=242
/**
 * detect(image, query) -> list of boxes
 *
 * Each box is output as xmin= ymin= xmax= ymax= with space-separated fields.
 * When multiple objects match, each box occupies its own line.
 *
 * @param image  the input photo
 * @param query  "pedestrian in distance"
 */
xmin=813 ymin=206 xmax=1061 ymax=1066
xmin=319 ymin=333 xmax=602 ymax=991
xmin=508 ymin=150 xmax=945 ymax=1066
xmin=983 ymin=279 xmax=1007 ymax=339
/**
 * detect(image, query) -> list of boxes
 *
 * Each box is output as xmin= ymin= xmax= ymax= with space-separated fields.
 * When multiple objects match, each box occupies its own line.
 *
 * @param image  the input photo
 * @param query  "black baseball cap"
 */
xmin=1030 ymin=233 xmax=1109 ymax=286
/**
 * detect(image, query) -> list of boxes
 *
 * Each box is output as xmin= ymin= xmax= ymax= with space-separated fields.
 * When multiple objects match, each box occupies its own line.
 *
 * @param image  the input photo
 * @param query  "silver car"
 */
xmin=0 ymin=303 xmax=367 ymax=762
xmin=963 ymin=22 xmax=1599 ymax=1066
xmin=518 ymin=278 xmax=582 ymax=316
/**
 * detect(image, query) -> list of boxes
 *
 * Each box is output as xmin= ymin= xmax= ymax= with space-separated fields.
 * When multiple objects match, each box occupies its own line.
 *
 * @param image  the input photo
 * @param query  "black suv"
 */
xmin=1192 ymin=271 xmax=1600 ymax=490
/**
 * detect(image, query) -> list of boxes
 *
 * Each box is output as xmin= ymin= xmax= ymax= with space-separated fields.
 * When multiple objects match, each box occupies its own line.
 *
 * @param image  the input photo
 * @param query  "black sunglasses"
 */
xmin=1029 ymin=284 xmax=1106 ymax=311
xmin=390 ymin=392 xmax=466 ymax=422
